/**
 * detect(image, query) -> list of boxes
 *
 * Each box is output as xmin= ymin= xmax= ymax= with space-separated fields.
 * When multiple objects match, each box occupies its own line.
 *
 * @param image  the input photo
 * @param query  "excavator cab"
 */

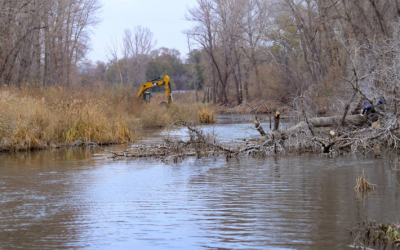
xmin=143 ymin=91 xmax=151 ymax=102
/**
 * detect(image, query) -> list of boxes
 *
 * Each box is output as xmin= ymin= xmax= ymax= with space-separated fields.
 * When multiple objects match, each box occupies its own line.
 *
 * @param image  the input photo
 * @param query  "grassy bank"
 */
xmin=139 ymin=91 xmax=215 ymax=128
xmin=0 ymin=86 xmax=215 ymax=152
xmin=140 ymin=101 xmax=215 ymax=128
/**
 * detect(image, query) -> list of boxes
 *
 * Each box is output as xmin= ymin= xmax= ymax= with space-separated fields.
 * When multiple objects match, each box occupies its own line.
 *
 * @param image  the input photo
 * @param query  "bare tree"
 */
xmin=105 ymin=38 xmax=124 ymax=85
xmin=184 ymin=0 xmax=400 ymax=110
xmin=186 ymin=0 xmax=229 ymax=103
xmin=121 ymin=26 xmax=156 ymax=88
xmin=0 ymin=0 xmax=101 ymax=87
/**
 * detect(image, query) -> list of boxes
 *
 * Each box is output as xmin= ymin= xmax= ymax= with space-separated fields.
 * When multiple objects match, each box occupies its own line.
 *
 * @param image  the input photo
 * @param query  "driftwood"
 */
xmin=254 ymin=120 xmax=266 ymax=136
xmin=97 ymin=112 xmax=286 ymax=161
xmin=87 ymin=104 xmax=399 ymax=161
xmin=250 ymin=110 xmax=391 ymax=155
xmin=287 ymin=114 xmax=367 ymax=132
xmin=274 ymin=111 xmax=280 ymax=131
xmin=253 ymin=110 xmax=280 ymax=136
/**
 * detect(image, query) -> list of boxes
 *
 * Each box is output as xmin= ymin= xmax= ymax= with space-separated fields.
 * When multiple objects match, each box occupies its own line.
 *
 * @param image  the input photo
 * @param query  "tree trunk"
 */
xmin=243 ymin=61 xmax=250 ymax=101
xmin=393 ymin=0 xmax=400 ymax=22
xmin=368 ymin=0 xmax=387 ymax=36
xmin=228 ymin=44 xmax=242 ymax=105
xmin=287 ymin=114 xmax=367 ymax=133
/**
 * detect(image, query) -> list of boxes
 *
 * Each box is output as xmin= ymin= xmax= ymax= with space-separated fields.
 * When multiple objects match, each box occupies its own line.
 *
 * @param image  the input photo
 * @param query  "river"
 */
xmin=1 ymin=115 xmax=400 ymax=249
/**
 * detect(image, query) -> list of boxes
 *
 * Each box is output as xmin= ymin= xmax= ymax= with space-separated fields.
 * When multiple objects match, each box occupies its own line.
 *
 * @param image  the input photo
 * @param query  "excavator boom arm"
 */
xmin=136 ymin=75 xmax=172 ymax=103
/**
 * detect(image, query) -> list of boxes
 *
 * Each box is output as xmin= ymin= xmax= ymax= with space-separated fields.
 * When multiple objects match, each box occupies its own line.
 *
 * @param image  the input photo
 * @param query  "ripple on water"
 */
xmin=0 ymin=146 xmax=400 ymax=249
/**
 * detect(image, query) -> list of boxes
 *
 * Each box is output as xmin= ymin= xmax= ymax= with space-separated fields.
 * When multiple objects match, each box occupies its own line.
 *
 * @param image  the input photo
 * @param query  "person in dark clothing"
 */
xmin=376 ymin=96 xmax=386 ymax=106
xmin=360 ymin=100 xmax=373 ymax=116
xmin=360 ymin=96 xmax=387 ymax=126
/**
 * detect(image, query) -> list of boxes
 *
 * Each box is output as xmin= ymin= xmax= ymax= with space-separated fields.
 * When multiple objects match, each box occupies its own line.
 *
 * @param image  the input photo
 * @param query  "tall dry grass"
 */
xmin=198 ymin=108 xmax=216 ymax=124
xmin=355 ymin=169 xmax=376 ymax=192
xmin=140 ymin=100 xmax=216 ymax=128
xmin=140 ymin=91 xmax=215 ymax=127
xmin=0 ymin=85 xmax=140 ymax=151
xmin=0 ymin=86 xmax=216 ymax=151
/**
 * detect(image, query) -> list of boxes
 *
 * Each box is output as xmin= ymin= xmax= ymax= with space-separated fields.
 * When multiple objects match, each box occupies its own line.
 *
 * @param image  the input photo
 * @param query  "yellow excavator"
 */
xmin=136 ymin=75 xmax=172 ymax=104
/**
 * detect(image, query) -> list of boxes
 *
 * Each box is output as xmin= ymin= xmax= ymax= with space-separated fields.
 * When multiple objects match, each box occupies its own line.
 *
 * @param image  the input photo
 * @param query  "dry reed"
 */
xmin=198 ymin=108 xmax=216 ymax=124
xmin=0 ymin=85 xmax=139 ymax=151
xmin=355 ymin=169 xmax=376 ymax=191
xmin=0 ymin=86 xmax=217 ymax=151
xmin=139 ymin=99 xmax=215 ymax=128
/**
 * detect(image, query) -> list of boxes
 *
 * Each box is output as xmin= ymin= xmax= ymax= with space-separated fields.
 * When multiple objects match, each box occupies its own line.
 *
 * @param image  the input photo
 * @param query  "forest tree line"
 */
xmin=0 ymin=0 xmax=101 ymax=87
xmin=2 ymin=0 xmax=400 ymax=111
xmin=185 ymin=0 xmax=400 ymax=109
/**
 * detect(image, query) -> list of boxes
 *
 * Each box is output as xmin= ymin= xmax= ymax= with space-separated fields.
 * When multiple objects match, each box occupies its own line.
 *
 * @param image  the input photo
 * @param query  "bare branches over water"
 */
xmin=100 ymin=110 xmax=400 ymax=162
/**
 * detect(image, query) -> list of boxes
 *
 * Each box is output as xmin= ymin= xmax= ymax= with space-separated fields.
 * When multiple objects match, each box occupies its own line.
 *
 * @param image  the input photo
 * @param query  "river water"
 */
xmin=1 ymin=116 xmax=400 ymax=249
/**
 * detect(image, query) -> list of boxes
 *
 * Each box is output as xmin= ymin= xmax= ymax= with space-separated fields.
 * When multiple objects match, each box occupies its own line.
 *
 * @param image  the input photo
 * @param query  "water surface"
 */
xmin=1 ymin=118 xmax=400 ymax=249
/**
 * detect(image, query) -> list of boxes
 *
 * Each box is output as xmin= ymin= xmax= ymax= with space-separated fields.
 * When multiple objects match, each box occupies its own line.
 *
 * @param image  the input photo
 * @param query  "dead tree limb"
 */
xmin=274 ymin=111 xmax=280 ymax=131
xmin=302 ymin=106 xmax=315 ymax=136
xmin=342 ymin=69 xmax=385 ymax=117
xmin=264 ymin=103 xmax=272 ymax=129
xmin=254 ymin=120 xmax=266 ymax=136
xmin=288 ymin=114 xmax=367 ymax=133
xmin=340 ymin=88 xmax=359 ymax=127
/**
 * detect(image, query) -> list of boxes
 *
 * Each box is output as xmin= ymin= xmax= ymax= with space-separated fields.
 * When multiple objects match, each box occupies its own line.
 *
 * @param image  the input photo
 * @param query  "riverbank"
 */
xmin=0 ymin=86 xmax=215 ymax=152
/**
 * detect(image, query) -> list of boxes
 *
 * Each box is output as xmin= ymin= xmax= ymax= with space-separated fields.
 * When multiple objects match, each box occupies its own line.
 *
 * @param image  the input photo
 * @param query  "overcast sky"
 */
xmin=87 ymin=0 xmax=199 ymax=63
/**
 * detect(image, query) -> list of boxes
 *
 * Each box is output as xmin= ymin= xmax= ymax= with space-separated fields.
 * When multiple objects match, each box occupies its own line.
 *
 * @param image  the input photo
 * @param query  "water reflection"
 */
xmin=140 ymin=115 xmax=292 ymax=145
xmin=1 ymin=147 xmax=400 ymax=249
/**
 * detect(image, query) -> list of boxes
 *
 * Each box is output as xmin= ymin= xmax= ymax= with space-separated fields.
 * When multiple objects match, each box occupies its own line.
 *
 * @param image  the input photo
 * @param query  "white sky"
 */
xmin=87 ymin=0 xmax=199 ymax=63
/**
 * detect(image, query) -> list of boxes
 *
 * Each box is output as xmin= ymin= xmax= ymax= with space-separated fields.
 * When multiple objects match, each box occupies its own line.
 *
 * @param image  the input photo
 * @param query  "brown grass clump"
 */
xmin=168 ymin=102 xmax=210 ymax=123
xmin=139 ymin=100 xmax=216 ymax=128
xmin=198 ymin=108 xmax=216 ymax=124
xmin=0 ymin=85 xmax=139 ymax=151
xmin=355 ymin=169 xmax=376 ymax=191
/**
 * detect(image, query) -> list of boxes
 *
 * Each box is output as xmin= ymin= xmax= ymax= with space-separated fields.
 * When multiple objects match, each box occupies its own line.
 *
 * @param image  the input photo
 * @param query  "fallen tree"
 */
xmin=97 ymin=113 xmax=285 ymax=161
xmin=96 ymin=101 xmax=398 ymax=161
xmin=287 ymin=115 xmax=367 ymax=132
